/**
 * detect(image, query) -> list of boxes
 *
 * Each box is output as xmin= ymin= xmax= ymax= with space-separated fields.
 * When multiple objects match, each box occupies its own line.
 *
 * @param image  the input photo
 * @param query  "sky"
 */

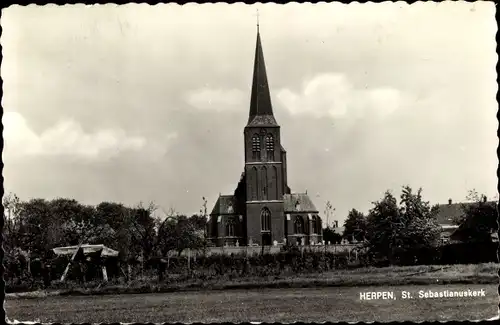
xmin=1 ymin=2 xmax=498 ymax=225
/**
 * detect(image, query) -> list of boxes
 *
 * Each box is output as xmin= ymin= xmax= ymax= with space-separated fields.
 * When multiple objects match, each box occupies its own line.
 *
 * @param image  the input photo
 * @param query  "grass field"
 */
xmin=6 ymin=283 xmax=497 ymax=323
xmin=7 ymin=262 xmax=497 ymax=298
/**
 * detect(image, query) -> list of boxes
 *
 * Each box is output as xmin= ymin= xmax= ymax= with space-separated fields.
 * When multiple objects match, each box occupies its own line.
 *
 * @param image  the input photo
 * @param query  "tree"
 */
xmin=343 ymin=209 xmax=366 ymax=243
xmin=190 ymin=214 xmax=208 ymax=230
xmin=322 ymin=227 xmax=342 ymax=244
xmin=49 ymin=198 xmax=99 ymax=246
xmin=3 ymin=192 xmax=21 ymax=249
xmin=16 ymin=198 xmax=56 ymax=258
xmin=128 ymin=201 xmax=158 ymax=263
xmin=454 ymin=189 xmax=497 ymax=242
xmin=365 ymin=186 xmax=441 ymax=262
xmin=157 ymin=209 xmax=206 ymax=257
xmin=95 ymin=202 xmax=130 ymax=254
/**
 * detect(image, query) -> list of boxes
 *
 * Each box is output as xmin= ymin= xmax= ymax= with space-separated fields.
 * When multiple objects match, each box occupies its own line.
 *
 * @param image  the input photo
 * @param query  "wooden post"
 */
xmin=61 ymin=243 xmax=83 ymax=282
xmin=27 ymin=250 xmax=31 ymax=275
xmin=102 ymin=265 xmax=108 ymax=282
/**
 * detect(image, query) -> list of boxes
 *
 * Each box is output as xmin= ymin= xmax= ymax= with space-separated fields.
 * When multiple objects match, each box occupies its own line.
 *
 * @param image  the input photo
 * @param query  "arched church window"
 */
xmin=311 ymin=215 xmax=318 ymax=234
xmin=252 ymin=134 xmax=261 ymax=160
xmin=261 ymin=208 xmax=271 ymax=232
xmin=316 ymin=215 xmax=322 ymax=234
xmin=294 ymin=216 xmax=304 ymax=234
xmin=226 ymin=220 xmax=235 ymax=237
xmin=265 ymin=134 xmax=274 ymax=161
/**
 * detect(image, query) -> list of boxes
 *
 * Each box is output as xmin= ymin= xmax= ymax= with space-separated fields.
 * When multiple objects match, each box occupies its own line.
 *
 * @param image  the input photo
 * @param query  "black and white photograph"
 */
xmin=2 ymin=1 xmax=498 ymax=323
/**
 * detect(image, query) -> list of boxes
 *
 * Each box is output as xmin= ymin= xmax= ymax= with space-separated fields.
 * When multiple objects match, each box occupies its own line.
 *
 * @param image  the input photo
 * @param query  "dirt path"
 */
xmin=6 ymin=284 xmax=497 ymax=323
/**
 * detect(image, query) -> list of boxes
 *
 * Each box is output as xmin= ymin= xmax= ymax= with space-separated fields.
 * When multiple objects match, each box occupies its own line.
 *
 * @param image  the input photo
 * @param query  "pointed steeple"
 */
xmin=247 ymin=28 xmax=278 ymax=127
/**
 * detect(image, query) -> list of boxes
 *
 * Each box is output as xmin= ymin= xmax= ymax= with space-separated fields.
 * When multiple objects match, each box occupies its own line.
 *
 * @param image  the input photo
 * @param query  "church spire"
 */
xmin=247 ymin=25 xmax=278 ymax=127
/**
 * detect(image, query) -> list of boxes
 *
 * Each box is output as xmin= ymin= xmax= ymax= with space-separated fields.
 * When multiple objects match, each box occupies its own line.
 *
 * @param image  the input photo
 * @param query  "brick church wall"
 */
xmin=246 ymin=201 xmax=285 ymax=246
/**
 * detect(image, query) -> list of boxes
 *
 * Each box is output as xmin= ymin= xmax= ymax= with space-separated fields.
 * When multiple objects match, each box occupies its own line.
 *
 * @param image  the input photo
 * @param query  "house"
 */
xmin=435 ymin=199 xmax=462 ymax=243
xmin=435 ymin=198 xmax=497 ymax=243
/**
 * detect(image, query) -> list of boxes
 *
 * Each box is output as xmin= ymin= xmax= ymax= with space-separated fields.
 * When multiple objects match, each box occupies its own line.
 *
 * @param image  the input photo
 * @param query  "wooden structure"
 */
xmin=52 ymin=244 xmax=119 ymax=282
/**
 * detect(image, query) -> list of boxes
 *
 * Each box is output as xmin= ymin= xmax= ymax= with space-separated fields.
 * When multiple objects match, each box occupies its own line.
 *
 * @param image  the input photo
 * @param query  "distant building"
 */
xmin=435 ymin=199 xmax=462 ymax=243
xmin=435 ymin=198 xmax=497 ymax=243
xmin=206 ymin=28 xmax=322 ymax=247
xmin=331 ymin=220 xmax=345 ymax=238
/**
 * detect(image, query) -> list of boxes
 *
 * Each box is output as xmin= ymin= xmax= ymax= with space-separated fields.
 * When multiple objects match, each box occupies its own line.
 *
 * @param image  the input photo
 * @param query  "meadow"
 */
xmin=6 ymin=283 xmax=497 ymax=323
xmin=7 ymin=262 xmax=498 ymax=298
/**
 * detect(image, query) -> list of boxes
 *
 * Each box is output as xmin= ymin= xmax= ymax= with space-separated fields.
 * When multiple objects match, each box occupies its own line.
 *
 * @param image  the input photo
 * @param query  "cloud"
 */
xmin=3 ymin=111 xmax=152 ymax=161
xmin=276 ymin=73 xmax=406 ymax=119
xmin=1 ymin=2 xmax=496 ymax=221
xmin=185 ymin=87 xmax=245 ymax=111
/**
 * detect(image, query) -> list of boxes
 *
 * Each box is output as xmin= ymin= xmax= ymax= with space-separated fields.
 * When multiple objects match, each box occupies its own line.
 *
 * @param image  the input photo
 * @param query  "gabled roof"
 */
xmin=435 ymin=200 xmax=496 ymax=225
xmin=210 ymin=195 xmax=239 ymax=216
xmin=332 ymin=226 xmax=345 ymax=235
xmin=247 ymin=30 xmax=278 ymax=127
xmin=52 ymin=244 xmax=119 ymax=257
xmin=435 ymin=203 xmax=465 ymax=225
xmin=284 ymin=193 xmax=319 ymax=213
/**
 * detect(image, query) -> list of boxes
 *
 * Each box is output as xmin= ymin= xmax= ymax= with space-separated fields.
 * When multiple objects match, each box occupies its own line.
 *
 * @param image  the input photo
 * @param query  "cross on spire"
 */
xmin=255 ymin=9 xmax=260 ymax=31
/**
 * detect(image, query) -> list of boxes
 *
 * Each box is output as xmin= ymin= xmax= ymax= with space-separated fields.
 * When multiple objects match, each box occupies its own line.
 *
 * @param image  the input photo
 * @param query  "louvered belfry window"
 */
xmin=265 ymin=134 xmax=274 ymax=161
xmin=252 ymin=135 xmax=261 ymax=160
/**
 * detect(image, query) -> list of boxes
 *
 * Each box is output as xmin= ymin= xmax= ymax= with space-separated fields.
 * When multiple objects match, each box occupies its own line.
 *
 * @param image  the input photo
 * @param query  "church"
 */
xmin=207 ymin=28 xmax=323 ymax=247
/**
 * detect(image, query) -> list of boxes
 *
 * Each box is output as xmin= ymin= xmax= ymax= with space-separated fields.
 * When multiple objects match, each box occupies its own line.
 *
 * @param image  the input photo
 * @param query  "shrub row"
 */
xmin=5 ymin=242 xmax=497 ymax=293
xmin=388 ymin=242 xmax=498 ymax=266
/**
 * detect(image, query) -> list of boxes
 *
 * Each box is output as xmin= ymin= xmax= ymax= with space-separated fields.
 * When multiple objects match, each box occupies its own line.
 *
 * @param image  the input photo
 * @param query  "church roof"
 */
xmin=247 ymin=29 xmax=278 ymax=127
xmin=210 ymin=195 xmax=238 ymax=216
xmin=284 ymin=193 xmax=319 ymax=213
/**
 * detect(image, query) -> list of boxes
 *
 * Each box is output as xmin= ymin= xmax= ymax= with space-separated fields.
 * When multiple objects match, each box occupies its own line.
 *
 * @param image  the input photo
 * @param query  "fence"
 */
xmin=167 ymin=244 xmax=360 ymax=257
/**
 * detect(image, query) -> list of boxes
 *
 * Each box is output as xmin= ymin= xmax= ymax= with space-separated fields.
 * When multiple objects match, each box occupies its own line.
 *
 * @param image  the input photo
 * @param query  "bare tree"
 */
xmin=324 ymin=201 xmax=335 ymax=229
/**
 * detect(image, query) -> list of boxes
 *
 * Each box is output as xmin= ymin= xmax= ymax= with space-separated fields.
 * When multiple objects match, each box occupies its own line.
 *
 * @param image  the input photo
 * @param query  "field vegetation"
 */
xmin=7 ymin=262 xmax=498 ymax=298
xmin=3 ymin=186 xmax=497 ymax=296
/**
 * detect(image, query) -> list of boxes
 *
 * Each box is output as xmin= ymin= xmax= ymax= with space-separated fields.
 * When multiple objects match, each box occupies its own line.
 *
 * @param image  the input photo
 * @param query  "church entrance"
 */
xmin=261 ymin=233 xmax=272 ymax=246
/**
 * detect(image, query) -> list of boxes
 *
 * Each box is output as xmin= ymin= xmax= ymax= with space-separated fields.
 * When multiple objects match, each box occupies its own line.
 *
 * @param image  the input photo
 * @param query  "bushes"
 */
xmin=159 ymin=249 xmax=354 ymax=280
xmin=376 ymin=242 xmax=498 ymax=266
xmin=440 ymin=242 xmax=497 ymax=265
xmin=6 ymin=242 xmax=497 ymax=293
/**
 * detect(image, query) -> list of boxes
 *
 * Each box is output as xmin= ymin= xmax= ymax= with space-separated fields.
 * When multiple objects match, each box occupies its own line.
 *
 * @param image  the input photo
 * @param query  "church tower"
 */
xmin=207 ymin=25 xmax=322 ymax=248
xmin=243 ymin=27 xmax=287 ymax=246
